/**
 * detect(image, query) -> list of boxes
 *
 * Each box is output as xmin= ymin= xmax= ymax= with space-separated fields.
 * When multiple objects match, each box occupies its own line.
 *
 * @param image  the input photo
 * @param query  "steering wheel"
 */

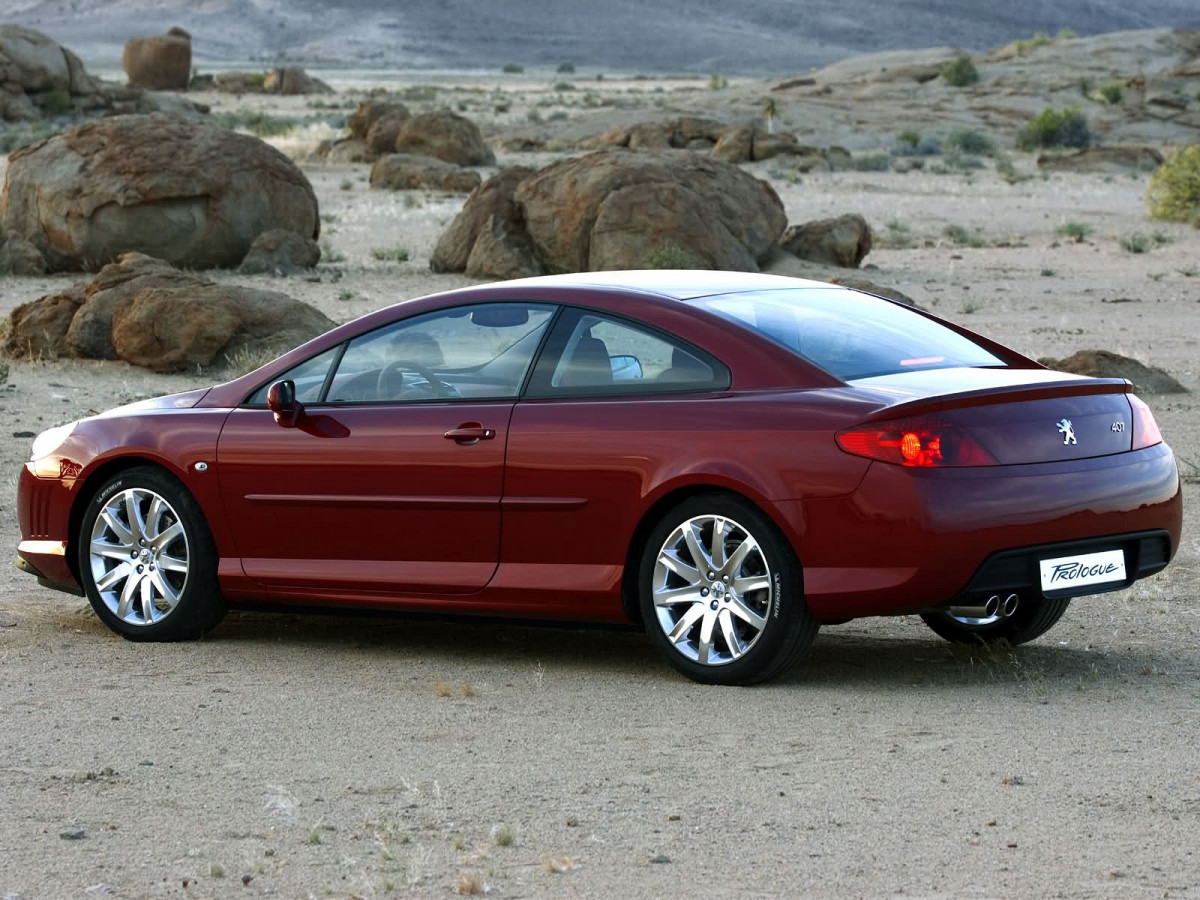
xmin=376 ymin=359 xmax=452 ymax=400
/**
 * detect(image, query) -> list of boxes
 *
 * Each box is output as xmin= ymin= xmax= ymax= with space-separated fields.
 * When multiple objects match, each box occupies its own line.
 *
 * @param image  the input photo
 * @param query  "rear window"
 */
xmin=687 ymin=288 xmax=1003 ymax=380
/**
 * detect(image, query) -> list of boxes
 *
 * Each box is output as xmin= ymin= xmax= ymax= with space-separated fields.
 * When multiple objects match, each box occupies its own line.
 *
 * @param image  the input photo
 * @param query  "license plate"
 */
xmin=1039 ymin=549 xmax=1126 ymax=592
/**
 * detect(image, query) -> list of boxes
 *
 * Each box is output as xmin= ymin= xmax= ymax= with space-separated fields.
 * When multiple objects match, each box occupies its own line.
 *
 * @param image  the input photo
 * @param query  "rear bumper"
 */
xmin=789 ymin=442 xmax=1182 ymax=620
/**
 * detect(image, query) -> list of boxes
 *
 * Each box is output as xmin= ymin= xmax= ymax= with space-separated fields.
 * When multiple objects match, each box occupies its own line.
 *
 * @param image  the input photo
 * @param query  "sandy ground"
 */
xmin=1 ymin=81 xmax=1199 ymax=898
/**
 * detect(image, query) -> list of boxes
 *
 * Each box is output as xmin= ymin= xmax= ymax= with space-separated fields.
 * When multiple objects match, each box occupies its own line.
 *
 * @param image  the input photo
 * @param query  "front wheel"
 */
xmin=638 ymin=494 xmax=818 ymax=685
xmin=920 ymin=598 xmax=1071 ymax=646
xmin=79 ymin=466 xmax=225 ymax=641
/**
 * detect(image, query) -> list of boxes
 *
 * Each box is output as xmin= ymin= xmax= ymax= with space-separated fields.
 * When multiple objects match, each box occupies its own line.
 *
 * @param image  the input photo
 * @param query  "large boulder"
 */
xmin=263 ymin=66 xmax=332 ymax=95
xmin=212 ymin=71 xmax=266 ymax=94
xmin=369 ymin=154 xmax=482 ymax=193
xmin=348 ymin=98 xmax=410 ymax=139
xmin=0 ymin=234 xmax=47 ymax=274
xmin=517 ymin=149 xmax=785 ymax=272
xmin=365 ymin=111 xmax=411 ymax=157
xmin=0 ymin=114 xmax=319 ymax=272
xmin=1 ymin=285 xmax=85 ymax=358
xmin=432 ymin=149 xmax=786 ymax=278
xmin=431 ymin=167 xmax=535 ymax=275
xmin=238 ymin=229 xmax=321 ymax=275
xmin=122 ymin=28 xmax=191 ymax=91
xmin=781 ymin=214 xmax=873 ymax=268
xmin=393 ymin=111 xmax=495 ymax=166
xmin=1038 ymin=350 xmax=1187 ymax=394
xmin=2 ymin=253 xmax=335 ymax=371
xmin=0 ymin=25 xmax=103 ymax=120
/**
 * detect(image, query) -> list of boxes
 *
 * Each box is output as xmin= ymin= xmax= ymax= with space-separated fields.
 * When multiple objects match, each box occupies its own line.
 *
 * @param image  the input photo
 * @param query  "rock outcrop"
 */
xmin=263 ymin=66 xmax=332 ymax=95
xmin=122 ymin=27 xmax=191 ymax=91
xmin=432 ymin=149 xmax=786 ymax=279
xmin=0 ymin=114 xmax=319 ymax=272
xmin=1039 ymin=349 xmax=1187 ymax=394
xmin=2 ymin=253 xmax=334 ymax=371
xmin=781 ymin=214 xmax=873 ymax=268
xmin=393 ymin=111 xmax=496 ymax=166
xmin=238 ymin=229 xmax=321 ymax=275
xmin=369 ymin=154 xmax=483 ymax=192
xmin=0 ymin=24 xmax=104 ymax=120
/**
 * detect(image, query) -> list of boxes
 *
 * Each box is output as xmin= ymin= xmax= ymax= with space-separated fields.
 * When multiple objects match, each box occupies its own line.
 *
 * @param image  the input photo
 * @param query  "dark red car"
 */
xmin=16 ymin=272 xmax=1182 ymax=684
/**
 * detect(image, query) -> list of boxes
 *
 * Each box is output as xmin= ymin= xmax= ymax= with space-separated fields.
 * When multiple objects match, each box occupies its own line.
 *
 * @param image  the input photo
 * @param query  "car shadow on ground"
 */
xmin=194 ymin=608 xmax=1185 ymax=691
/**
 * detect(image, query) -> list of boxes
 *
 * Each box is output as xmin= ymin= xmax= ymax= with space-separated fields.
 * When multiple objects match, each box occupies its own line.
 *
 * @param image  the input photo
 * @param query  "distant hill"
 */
xmin=6 ymin=0 xmax=1199 ymax=73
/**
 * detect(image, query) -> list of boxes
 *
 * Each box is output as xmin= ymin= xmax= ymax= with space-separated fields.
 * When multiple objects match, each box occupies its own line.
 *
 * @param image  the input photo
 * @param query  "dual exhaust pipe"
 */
xmin=948 ymin=593 xmax=1019 ymax=619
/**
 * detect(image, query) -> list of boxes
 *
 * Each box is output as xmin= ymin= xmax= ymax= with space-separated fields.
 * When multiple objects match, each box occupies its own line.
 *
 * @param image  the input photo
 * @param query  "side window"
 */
xmin=246 ymin=345 xmax=341 ymax=406
xmin=326 ymin=302 xmax=555 ymax=404
xmin=539 ymin=312 xmax=726 ymax=396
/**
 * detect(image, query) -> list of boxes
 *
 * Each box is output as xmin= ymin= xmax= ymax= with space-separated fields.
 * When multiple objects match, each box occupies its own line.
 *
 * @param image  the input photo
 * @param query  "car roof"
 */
xmin=491 ymin=270 xmax=843 ymax=300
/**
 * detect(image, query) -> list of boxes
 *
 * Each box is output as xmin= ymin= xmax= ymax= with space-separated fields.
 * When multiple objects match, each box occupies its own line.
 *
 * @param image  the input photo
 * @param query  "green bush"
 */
xmin=1094 ymin=81 xmax=1124 ymax=104
xmin=1119 ymin=233 xmax=1150 ymax=254
xmin=849 ymin=152 xmax=893 ymax=171
xmin=41 ymin=88 xmax=72 ymax=115
xmin=944 ymin=128 xmax=996 ymax=157
xmin=644 ymin=244 xmax=704 ymax=269
xmin=1016 ymin=107 xmax=1091 ymax=151
xmin=940 ymin=54 xmax=979 ymax=88
xmin=501 ymin=63 xmax=524 ymax=74
xmin=1146 ymin=146 xmax=1200 ymax=227
xmin=1015 ymin=31 xmax=1053 ymax=55
xmin=1056 ymin=221 xmax=1094 ymax=242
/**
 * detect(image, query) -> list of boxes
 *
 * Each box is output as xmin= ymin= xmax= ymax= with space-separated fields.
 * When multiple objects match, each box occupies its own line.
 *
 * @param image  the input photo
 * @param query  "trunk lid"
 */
xmin=848 ymin=367 xmax=1134 ymax=464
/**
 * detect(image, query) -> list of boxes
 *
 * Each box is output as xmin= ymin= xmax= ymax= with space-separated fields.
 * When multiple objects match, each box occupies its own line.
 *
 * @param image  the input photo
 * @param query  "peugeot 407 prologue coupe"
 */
xmin=16 ymin=272 xmax=1182 ymax=684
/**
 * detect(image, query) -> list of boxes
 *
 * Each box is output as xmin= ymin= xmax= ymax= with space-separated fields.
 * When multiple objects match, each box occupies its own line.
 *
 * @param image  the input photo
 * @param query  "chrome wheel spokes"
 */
xmin=89 ymin=488 xmax=190 ymax=626
xmin=652 ymin=514 xmax=773 ymax=666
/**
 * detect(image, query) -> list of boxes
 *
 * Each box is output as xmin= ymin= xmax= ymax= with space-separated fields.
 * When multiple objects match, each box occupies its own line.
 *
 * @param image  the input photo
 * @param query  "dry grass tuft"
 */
xmin=455 ymin=872 xmax=486 ymax=894
xmin=542 ymin=854 xmax=578 ymax=874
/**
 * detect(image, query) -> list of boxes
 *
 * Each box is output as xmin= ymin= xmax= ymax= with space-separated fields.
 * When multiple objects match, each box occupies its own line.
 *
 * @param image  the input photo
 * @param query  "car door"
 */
xmin=499 ymin=308 xmax=731 ymax=604
xmin=216 ymin=302 xmax=556 ymax=597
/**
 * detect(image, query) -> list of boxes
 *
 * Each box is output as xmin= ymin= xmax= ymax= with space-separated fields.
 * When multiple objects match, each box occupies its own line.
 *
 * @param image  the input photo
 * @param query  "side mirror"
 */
xmin=266 ymin=380 xmax=303 ymax=427
xmin=610 ymin=354 xmax=643 ymax=381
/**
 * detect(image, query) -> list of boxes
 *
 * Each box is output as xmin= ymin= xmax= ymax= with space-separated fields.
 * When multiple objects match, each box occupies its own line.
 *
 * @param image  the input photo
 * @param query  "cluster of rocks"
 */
xmin=431 ymin=149 xmax=790 ymax=278
xmin=201 ymin=66 xmax=332 ymax=96
xmin=429 ymin=148 xmax=877 ymax=279
xmin=2 ymin=253 xmax=333 ymax=372
xmin=315 ymin=99 xmax=495 ymax=192
xmin=581 ymin=116 xmax=851 ymax=170
xmin=1 ymin=25 xmax=206 ymax=123
xmin=0 ymin=113 xmax=319 ymax=273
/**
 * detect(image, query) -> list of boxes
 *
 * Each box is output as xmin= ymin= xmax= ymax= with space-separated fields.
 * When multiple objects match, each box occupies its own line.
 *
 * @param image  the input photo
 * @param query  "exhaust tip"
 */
xmin=984 ymin=595 xmax=1000 ymax=618
xmin=1002 ymin=593 xmax=1019 ymax=617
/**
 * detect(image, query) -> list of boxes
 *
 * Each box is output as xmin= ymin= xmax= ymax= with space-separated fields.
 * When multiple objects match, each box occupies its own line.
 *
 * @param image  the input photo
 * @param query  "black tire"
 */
xmin=919 ymin=598 xmax=1071 ymax=646
xmin=78 ymin=465 xmax=226 ymax=641
xmin=638 ymin=493 xmax=818 ymax=685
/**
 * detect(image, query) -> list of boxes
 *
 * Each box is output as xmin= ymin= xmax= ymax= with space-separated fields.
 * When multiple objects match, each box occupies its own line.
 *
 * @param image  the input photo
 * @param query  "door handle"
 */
xmin=444 ymin=424 xmax=496 ymax=444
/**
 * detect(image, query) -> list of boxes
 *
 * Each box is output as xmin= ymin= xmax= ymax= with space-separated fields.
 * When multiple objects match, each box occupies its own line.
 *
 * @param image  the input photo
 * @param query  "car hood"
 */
xmin=94 ymin=387 xmax=212 ymax=418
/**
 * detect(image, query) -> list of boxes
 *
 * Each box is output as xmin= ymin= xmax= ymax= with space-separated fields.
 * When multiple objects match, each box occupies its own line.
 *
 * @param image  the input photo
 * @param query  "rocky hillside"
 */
xmin=7 ymin=0 xmax=1200 ymax=72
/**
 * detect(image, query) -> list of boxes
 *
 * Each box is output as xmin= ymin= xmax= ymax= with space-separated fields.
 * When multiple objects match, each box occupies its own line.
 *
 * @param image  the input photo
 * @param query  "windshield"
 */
xmin=687 ymin=288 xmax=1003 ymax=380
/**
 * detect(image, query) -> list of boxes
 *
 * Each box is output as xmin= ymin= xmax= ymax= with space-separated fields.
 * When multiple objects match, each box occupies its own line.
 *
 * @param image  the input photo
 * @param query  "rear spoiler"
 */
xmin=856 ymin=377 xmax=1132 ymax=424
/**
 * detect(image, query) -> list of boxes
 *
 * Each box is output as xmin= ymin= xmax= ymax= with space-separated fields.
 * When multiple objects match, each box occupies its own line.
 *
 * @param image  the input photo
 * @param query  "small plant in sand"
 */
xmin=850 ymin=151 xmax=892 ymax=171
xmin=944 ymin=128 xmax=996 ymax=158
xmin=319 ymin=241 xmax=346 ymax=263
xmin=371 ymin=245 xmax=411 ymax=263
xmin=761 ymin=96 xmax=778 ymax=133
xmin=1014 ymin=31 xmax=1053 ymax=55
xmin=943 ymin=224 xmax=987 ymax=248
xmin=42 ymin=88 xmax=72 ymax=115
xmin=960 ymin=298 xmax=983 ymax=315
xmin=940 ymin=54 xmax=979 ymax=87
xmin=224 ymin=345 xmax=283 ymax=377
xmin=455 ymin=872 xmax=486 ymax=895
xmin=339 ymin=178 xmax=353 ymax=191
xmin=1092 ymin=81 xmax=1124 ymax=104
xmin=490 ymin=823 xmax=516 ymax=847
xmin=1017 ymin=106 xmax=1091 ymax=151
xmin=1146 ymin=146 xmax=1200 ymax=227
xmin=882 ymin=219 xmax=913 ymax=248
xmin=1056 ymin=221 xmax=1093 ymax=242
xmin=708 ymin=71 xmax=728 ymax=90
xmin=1119 ymin=233 xmax=1151 ymax=254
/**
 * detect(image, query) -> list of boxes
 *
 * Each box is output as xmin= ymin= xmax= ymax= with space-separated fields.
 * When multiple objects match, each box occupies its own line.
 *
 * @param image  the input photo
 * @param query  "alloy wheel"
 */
xmin=88 ymin=488 xmax=190 ymax=627
xmin=651 ymin=514 xmax=773 ymax=666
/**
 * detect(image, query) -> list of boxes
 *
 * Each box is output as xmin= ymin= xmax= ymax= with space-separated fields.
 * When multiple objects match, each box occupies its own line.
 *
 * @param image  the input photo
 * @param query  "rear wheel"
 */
xmin=639 ymin=494 xmax=818 ymax=685
xmin=78 ymin=466 xmax=225 ymax=641
xmin=920 ymin=598 xmax=1071 ymax=646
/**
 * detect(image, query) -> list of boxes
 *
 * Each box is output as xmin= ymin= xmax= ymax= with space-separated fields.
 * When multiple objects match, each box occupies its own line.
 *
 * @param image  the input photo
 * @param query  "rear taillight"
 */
xmin=1129 ymin=395 xmax=1163 ymax=450
xmin=836 ymin=416 xmax=997 ymax=467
